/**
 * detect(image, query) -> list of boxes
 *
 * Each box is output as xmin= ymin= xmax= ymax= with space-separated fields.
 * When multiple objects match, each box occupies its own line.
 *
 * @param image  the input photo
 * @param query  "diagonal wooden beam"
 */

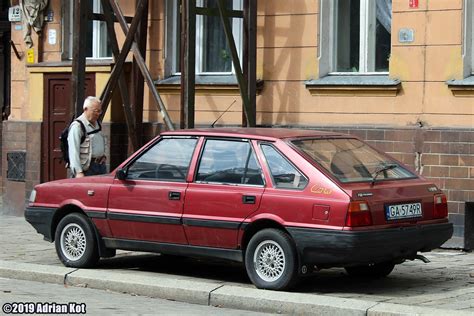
xmin=100 ymin=0 xmax=139 ymax=151
xmin=110 ymin=0 xmax=175 ymax=131
xmin=99 ymin=0 xmax=148 ymax=118
xmin=216 ymin=0 xmax=255 ymax=127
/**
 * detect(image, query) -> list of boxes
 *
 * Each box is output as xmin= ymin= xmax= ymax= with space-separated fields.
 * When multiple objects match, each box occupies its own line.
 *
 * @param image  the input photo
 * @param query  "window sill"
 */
xmin=156 ymin=75 xmax=264 ymax=95
xmin=27 ymin=60 xmax=126 ymax=73
xmin=446 ymin=76 xmax=474 ymax=97
xmin=305 ymin=75 xmax=401 ymax=97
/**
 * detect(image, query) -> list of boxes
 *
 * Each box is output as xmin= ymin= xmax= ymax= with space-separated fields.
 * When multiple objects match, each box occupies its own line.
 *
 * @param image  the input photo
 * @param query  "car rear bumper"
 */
xmin=287 ymin=222 xmax=453 ymax=267
xmin=24 ymin=207 xmax=56 ymax=242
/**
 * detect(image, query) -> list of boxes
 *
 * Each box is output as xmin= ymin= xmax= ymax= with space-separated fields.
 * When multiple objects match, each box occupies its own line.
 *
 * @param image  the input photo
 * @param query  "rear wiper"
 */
xmin=371 ymin=163 xmax=398 ymax=186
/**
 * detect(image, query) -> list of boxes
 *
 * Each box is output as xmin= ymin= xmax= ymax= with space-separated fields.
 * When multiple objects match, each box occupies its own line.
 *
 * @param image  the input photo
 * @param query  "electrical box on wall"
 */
xmin=8 ymin=6 xmax=22 ymax=22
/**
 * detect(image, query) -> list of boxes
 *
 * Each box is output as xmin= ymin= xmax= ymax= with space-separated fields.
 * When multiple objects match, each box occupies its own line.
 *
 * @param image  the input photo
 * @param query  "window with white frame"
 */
xmin=468 ymin=0 xmax=474 ymax=75
xmin=165 ymin=0 xmax=243 ymax=76
xmin=319 ymin=0 xmax=392 ymax=75
xmin=63 ymin=0 xmax=112 ymax=59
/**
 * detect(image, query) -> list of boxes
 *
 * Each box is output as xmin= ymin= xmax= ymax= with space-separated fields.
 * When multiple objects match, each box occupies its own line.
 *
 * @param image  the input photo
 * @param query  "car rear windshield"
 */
xmin=291 ymin=138 xmax=416 ymax=183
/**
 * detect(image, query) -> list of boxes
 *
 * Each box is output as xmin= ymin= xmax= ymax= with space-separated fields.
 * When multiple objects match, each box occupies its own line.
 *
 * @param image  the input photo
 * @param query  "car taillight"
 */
xmin=346 ymin=201 xmax=372 ymax=227
xmin=433 ymin=194 xmax=448 ymax=218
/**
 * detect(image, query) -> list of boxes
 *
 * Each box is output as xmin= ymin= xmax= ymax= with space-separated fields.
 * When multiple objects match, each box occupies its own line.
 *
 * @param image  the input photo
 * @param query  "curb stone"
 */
xmin=0 ymin=260 xmax=472 ymax=315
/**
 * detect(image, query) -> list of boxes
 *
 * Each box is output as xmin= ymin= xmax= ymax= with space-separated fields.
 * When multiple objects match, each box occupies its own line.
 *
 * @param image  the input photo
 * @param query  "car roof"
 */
xmin=161 ymin=128 xmax=348 ymax=141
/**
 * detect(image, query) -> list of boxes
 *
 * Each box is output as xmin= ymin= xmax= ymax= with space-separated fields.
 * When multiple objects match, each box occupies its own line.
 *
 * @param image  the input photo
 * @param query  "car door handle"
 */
xmin=168 ymin=191 xmax=181 ymax=200
xmin=242 ymin=195 xmax=256 ymax=204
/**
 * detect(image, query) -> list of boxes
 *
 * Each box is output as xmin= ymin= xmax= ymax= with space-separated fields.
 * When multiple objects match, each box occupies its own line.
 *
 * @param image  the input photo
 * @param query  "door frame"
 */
xmin=41 ymin=73 xmax=95 ymax=182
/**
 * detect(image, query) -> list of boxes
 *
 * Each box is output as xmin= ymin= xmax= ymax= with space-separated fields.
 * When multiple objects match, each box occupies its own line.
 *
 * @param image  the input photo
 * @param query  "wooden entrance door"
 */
xmin=42 ymin=73 xmax=95 ymax=182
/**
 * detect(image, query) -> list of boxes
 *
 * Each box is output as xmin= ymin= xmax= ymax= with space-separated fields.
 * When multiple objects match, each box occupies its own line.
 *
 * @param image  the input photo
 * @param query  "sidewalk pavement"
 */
xmin=1 ymin=215 xmax=473 ymax=315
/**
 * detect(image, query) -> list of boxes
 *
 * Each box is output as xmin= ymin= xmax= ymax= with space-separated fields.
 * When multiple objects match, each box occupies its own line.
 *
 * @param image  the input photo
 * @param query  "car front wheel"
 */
xmin=344 ymin=262 xmax=395 ymax=278
xmin=55 ymin=213 xmax=99 ymax=268
xmin=245 ymin=229 xmax=298 ymax=290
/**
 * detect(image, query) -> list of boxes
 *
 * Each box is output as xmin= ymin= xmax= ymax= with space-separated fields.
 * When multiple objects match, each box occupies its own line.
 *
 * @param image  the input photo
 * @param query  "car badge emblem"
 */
xmin=357 ymin=192 xmax=373 ymax=197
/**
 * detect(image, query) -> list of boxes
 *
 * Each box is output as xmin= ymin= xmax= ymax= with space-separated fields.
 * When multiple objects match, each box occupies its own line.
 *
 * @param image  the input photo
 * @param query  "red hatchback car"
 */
xmin=25 ymin=128 xmax=452 ymax=290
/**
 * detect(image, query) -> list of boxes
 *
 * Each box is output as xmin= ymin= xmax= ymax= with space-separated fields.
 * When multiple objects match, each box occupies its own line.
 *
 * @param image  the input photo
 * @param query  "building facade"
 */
xmin=2 ymin=0 xmax=473 ymax=248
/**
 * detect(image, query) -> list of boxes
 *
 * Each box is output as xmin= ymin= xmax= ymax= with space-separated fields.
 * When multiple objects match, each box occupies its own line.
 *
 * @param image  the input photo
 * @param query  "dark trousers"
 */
xmin=84 ymin=161 xmax=107 ymax=176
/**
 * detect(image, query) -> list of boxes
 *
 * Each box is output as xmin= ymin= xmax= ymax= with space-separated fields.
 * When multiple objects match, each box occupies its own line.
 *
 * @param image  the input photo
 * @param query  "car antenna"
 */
xmin=210 ymin=100 xmax=237 ymax=128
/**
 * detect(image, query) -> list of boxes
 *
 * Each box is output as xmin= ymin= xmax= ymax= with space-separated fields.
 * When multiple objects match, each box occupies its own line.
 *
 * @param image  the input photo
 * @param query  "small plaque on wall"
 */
xmin=399 ymin=28 xmax=414 ymax=43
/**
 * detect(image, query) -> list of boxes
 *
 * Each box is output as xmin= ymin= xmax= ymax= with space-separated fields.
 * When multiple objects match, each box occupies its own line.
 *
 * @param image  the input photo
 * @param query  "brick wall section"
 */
xmin=24 ymin=122 xmax=41 ymax=208
xmin=309 ymin=126 xmax=473 ymax=243
xmin=102 ymin=122 xmax=165 ymax=173
xmin=0 ymin=121 xmax=42 ymax=216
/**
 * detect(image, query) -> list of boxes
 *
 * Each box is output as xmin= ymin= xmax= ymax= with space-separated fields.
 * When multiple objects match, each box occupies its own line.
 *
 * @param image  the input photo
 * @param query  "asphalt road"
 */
xmin=0 ymin=278 xmax=272 ymax=315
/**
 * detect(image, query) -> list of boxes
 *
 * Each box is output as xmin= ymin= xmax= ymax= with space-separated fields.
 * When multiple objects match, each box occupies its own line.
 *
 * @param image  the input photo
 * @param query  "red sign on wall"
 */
xmin=409 ymin=0 xmax=419 ymax=8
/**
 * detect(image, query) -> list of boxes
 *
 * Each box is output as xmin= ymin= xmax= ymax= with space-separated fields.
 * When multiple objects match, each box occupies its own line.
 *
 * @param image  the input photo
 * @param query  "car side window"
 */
xmin=261 ymin=144 xmax=308 ymax=190
xmin=196 ymin=139 xmax=264 ymax=186
xmin=126 ymin=138 xmax=197 ymax=181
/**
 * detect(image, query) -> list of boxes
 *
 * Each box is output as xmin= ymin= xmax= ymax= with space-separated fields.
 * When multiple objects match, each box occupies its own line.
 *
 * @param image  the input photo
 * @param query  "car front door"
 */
xmin=183 ymin=138 xmax=265 ymax=249
xmin=106 ymin=137 xmax=198 ymax=244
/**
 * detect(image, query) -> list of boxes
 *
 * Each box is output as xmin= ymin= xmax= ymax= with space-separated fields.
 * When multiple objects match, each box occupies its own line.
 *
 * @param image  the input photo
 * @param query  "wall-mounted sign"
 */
xmin=399 ymin=28 xmax=414 ymax=43
xmin=8 ymin=5 xmax=22 ymax=22
xmin=45 ymin=10 xmax=54 ymax=22
xmin=409 ymin=0 xmax=419 ymax=8
xmin=48 ymin=29 xmax=56 ymax=45
xmin=27 ymin=48 xmax=35 ymax=64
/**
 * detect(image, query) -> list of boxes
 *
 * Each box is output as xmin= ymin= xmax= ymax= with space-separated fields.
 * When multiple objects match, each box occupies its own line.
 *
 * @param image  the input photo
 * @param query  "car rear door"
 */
xmin=183 ymin=138 xmax=265 ymax=249
xmin=106 ymin=137 xmax=198 ymax=244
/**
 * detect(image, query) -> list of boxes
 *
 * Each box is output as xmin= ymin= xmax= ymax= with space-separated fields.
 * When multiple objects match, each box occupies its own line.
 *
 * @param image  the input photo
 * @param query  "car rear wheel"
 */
xmin=55 ymin=213 xmax=99 ymax=268
xmin=245 ymin=229 xmax=298 ymax=290
xmin=344 ymin=262 xmax=395 ymax=278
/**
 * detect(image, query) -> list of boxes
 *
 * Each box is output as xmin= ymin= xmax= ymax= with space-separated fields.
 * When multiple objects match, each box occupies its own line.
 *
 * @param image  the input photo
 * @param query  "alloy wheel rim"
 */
xmin=253 ymin=240 xmax=285 ymax=282
xmin=60 ymin=223 xmax=86 ymax=261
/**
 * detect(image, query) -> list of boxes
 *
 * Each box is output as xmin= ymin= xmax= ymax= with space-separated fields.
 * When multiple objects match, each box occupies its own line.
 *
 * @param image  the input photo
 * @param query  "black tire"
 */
xmin=245 ymin=229 xmax=298 ymax=290
xmin=54 ymin=213 xmax=99 ymax=268
xmin=344 ymin=262 xmax=395 ymax=278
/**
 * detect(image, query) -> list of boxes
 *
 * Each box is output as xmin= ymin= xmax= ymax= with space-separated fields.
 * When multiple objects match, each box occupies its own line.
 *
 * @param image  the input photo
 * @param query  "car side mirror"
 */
xmin=116 ymin=168 xmax=127 ymax=180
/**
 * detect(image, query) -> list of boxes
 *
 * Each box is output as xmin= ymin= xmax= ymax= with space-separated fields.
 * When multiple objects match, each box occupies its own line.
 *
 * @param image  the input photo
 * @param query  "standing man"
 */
xmin=68 ymin=96 xmax=107 ymax=178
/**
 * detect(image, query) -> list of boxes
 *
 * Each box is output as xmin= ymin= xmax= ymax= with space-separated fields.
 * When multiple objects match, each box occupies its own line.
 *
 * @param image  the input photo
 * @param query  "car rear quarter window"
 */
xmin=261 ymin=144 xmax=308 ymax=190
xmin=291 ymin=138 xmax=416 ymax=183
xmin=196 ymin=139 xmax=264 ymax=186
xmin=126 ymin=138 xmax=197 ymax=181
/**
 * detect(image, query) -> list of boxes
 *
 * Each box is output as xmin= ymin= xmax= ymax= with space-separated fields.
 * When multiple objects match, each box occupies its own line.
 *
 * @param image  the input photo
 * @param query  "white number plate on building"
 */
xmin=385 ymin=202 xmax=422 ymax=220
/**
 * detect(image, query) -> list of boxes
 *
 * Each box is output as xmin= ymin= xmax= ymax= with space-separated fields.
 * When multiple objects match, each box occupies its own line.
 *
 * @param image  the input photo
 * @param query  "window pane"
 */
xmin=291 ymin=138 xmax=415 ymax=183
xmin=175 ymin=2 xmax=181 ymax=72
xmin=336 ymin=0 xmax=360 ymax=72
xmin=202 ymin=0 xmax=232 ymax=72
xmin=375 ymin=0 xmax=391 ymax=72
xmin=261 ymin=145 xmax=308 ymax=190
xmin=127 ymin=138 xmax=197 ymax=181
xmin=196 ymin=140 xmax=263 ymax=185
xmin=98 ymin=21 xmax=112 ymax=58
xmin=86 ymin=19 xmax=93 ymax=58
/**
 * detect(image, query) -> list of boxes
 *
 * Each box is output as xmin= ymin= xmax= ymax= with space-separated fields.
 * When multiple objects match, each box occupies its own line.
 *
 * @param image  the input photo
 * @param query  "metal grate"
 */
xmin=7 ymin=151 xmax=26 ymax=182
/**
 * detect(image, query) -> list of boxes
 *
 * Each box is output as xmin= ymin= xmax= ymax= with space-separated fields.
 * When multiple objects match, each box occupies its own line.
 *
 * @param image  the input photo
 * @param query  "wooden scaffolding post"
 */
xmin=99 ymin=0 xmax=139 ymax=151
xmin=180 ymin=0 xmax=196 ymax=129
xmin=98 ymin=0 xmax=148 ymax=119
xmin=131 ymin=0 xmax=147 ymax=145
xmin=109 ymin=0 xmax=174 ymax=131
xmin=243 ymin=0 xmax=257 ymax=127
xmin=216 ymin=0 xmax=255 ymax=127
xmin=71 ymin=0 xmax=89 ymax=119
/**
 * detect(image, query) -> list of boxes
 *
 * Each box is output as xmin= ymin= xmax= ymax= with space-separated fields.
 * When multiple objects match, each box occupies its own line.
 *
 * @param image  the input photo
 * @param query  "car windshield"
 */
xmin=291 ymin=138 xmax=416 ymax=183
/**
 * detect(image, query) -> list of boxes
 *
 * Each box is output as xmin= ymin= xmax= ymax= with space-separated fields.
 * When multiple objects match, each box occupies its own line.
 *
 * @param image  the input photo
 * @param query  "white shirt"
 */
xmin=67 ymin=113 xmax=106 ymax=174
